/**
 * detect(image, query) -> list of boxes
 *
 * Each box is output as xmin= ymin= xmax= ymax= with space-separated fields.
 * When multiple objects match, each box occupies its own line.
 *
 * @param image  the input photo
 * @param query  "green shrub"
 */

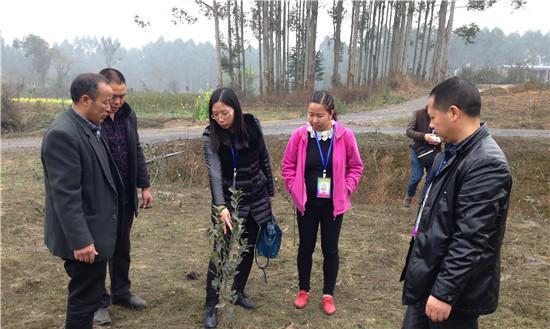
xmin=208 ymin=188 xmax=248 ymax=323
xmin=382 ymin=85 xmax=391 ymax=104
xmin=193 ymin=90 xmax=211 ymax=121
xmin=1 ymin=84 xmax=23 ymax=133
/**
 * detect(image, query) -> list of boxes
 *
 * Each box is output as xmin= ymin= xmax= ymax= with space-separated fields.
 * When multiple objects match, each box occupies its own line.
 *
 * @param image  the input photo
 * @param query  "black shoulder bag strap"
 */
xmin=254 ymin=226 xmax=270 ymax=284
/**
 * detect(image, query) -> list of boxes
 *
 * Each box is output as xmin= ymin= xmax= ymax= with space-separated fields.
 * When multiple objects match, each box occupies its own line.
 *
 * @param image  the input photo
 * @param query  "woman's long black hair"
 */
xmin=208 ymin=87 xmax=249 ymax=151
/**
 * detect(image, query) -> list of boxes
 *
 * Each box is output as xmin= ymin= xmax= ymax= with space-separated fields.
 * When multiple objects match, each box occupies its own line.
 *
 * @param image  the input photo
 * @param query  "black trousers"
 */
xmin=297 ymin=206 xmax=343 ymax=295
xmin=100 ymin=201 xmax=134 ymax=307
xmin=205 ymin=214 xmax=260 ymax=306
xmin=64 ymin=259 xmax=108 ymax=329
xmin=402 ymin=300 xmax=479 ymax=329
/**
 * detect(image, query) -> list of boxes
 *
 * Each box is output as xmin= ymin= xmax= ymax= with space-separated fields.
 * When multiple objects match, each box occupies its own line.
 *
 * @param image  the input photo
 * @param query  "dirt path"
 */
xmin=2 ymin=96 xmax=549 ymax=150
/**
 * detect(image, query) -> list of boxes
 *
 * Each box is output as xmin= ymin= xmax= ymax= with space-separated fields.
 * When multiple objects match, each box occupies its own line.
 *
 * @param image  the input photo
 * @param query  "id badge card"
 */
xmin=316 ymin=177 xmax=332 ymax=198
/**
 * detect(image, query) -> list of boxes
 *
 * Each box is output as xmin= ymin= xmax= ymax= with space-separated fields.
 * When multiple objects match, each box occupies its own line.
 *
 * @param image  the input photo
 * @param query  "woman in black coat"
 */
xmin=202 ymin=88 xmax=274 ymax=329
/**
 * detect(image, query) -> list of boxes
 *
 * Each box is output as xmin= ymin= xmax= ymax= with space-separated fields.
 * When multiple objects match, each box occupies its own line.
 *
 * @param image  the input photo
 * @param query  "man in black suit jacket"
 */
xmin=94 ymin=68 xmax=153 ymax=325
xmin=41 ymin=73 xmax=120 ymax=329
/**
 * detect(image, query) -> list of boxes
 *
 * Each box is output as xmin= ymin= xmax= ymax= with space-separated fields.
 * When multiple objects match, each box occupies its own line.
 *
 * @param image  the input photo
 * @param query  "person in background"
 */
xmin=94 ymin=68 xmax=153 ymax=325
xmin=281 ymin=91 xmax=363 ymax=316
xmin=403 ymin=106 xmax=441 ymax=208
xmin=400 ymin=77 xmax=512 ymax=329
xmin=41 ymin=73 xmax=120 ymax=329
xmin=202 ymin=88 xmax=275 ymax=329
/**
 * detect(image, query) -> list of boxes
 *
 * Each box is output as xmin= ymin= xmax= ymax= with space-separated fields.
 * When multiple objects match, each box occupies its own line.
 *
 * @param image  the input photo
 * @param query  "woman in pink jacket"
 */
xmin=281 ymin=91 xmax=363 ymax=315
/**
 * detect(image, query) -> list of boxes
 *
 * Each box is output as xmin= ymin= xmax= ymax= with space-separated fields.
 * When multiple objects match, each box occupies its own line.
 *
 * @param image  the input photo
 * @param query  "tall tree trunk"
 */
xmin=240 ymin=0 xmax=246 ymax=94
xmin=275 ymin=0 xmax=282 ymax=92
xmin=288 ymin=0 xmax=293 ymax=91
xmin=363 ymin=0 xmax=372 ymax=85
xmin=347 ymin=0 xmax=360 ymax=87
xmin=412 ymin=1 xmax=424 ymax=75
xmin=401 ymin=1 xmax=415 ymax=74
xmin=227 ymin=0 xmax=234 ymax=86
xmin=279 ymin=1 xmax=283 ymax=92
xmin=257 ymin=1 xmax=263 ymax=94
xmin=294 ymin=0 xmax=305 ymax=89
xmin=416 ymin=0 xmax=430 ymax=77
xmin=365 ymin=0 xmax=376 ymax=86
xmin=331 ymin=0 xmax=344 ymax=88
xmin=300 ymin=0 xmax=307 ymax=89
xmin=305 ymin=0 xmax=318 ymax=91
xmin=282 ymin=0 xmax=287 ymax=92
xmin=269 ymin=1 xmax=275 ymax=92
xmin=357 ymin=0 xmax=368 ymax=86
xmin=213 ymin=0 xmax=223 ymax=87
xmin=285 ymin=0 xmax=291 ymax=91
xmin=440 ymin=0 xmax=455 ymax=81
xmin=233 ymin=1 xmax=241 ymax=91
xmin=304 ymin=0 xmax=311 ymax=89
xmin=266 ymin=1 xmax=272 ymax=93
xmin=389 ymin=1 xmax=401 ymax=74
xmin=421 ymin=0 xmax=435 ymax=80
xmin=431 ymin=0 xmax=448 ymax=80
xmin=262 ymin=0 xmax=270 ymax=94
xmin=382 ymin=0 xmax=392 ymax=78
xmin=366 ymin=0 xmax=378 ymax=85
xmin=293 ymin=1 xmax=301 ymax=90
xmin=396 ymin=2 xmax=407 ymax=74
xmin=373 ymin=0 xmax=385 ymax=82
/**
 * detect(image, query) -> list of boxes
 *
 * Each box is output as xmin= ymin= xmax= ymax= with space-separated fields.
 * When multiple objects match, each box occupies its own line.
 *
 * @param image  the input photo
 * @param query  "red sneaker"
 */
xmin=321 ymin=295 xmax=336 ymax=315
xmin=293 ymin=290 xmax=309 ymax=309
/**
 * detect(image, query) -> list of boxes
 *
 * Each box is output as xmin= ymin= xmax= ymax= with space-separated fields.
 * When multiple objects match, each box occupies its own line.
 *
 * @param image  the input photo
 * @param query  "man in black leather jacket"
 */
xmin=400 ymin=77 xmax=512 ymax=329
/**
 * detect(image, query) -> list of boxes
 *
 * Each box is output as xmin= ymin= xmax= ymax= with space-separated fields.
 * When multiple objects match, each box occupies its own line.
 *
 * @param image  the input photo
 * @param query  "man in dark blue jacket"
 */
xmin=94 ymin=68 xmax=153 ymax=325
xmin=400 ymin=77 xmax=512 ymax=329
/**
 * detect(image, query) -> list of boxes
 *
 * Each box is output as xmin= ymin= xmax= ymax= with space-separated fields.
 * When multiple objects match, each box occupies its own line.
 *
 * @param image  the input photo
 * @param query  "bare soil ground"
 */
xmin=347 ymin=83 xmax=550 ymax=130
xmin=1 ymin=133 xmax=549 ymax=329
xmin=481 ymin=83 xmax=550 ymax=130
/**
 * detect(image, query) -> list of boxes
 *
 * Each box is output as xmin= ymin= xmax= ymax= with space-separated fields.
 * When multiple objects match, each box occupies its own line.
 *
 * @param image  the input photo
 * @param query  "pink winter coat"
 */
xmin=281 ymin=122 xmax=364 ymax=218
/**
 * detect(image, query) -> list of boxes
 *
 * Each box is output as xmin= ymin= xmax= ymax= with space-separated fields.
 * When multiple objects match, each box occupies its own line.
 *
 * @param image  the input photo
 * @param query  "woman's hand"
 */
xmin=218 ymin=207 xmax=233 ymax=234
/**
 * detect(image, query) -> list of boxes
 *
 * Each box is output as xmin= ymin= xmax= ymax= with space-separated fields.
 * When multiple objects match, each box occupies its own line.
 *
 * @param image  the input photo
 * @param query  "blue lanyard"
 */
xmin=230 ymin=144 xmax=238 ymax=170
xmin=314 ymin=128 xmax=334 ymax=178
xmin=435 ymin=157 xmax=446 ymax=177
xmin=412 ymin=157 xmax=446 ymax=238
xmin=230 ymin=141 xmax=238 ymax=188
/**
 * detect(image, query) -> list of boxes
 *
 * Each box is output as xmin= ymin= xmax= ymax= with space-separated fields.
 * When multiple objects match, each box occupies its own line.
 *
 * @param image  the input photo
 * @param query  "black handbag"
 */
xmin=416 ymin=145 xmax=437 ymax=168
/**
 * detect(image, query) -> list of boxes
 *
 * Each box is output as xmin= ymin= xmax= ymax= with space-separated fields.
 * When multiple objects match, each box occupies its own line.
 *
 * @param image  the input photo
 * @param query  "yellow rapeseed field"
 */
xmin=11 ymin=97 xmax=71 ymax=105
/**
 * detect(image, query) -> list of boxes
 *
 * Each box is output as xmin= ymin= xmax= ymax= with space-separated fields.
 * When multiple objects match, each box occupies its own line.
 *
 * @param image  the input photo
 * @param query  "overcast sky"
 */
xmin=1 ymin=0 xmax=549 ymax=49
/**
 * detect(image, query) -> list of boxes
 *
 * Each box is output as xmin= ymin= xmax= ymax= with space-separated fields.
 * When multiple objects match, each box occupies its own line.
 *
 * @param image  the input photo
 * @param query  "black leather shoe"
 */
xmin=234 ymin=291 xmax=256 ymax=310
xmin=204 ymin=305 xmax=217 ymax=329
xmin=113 ymin=293 xmax=147 ymax=309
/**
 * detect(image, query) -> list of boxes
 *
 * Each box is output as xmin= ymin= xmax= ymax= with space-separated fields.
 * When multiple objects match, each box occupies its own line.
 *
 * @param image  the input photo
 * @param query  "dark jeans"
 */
xmin=406 ymin=149 xmax=433 ymax=200
xmin=205 ymin=213 xmax=260 ymax=306
xmin=64 ymin=259 xmax=108 ymax=329
xmin=297 ymin=206 xmax=343 ymax=295
xmin=402 ymin=300 xmax=479 ymax=329
xmin=100 ymin=201 xmax=134 ymax=308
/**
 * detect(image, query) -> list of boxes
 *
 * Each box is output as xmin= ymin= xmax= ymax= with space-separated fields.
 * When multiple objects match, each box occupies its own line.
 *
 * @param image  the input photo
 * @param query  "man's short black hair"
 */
xmin=429 ymin=76 xmax=481 ymax=117
xmin=99 ymin=68 xmax=126 ymax=85
xmin=70 ymin=73 xmax=109 ymax=103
